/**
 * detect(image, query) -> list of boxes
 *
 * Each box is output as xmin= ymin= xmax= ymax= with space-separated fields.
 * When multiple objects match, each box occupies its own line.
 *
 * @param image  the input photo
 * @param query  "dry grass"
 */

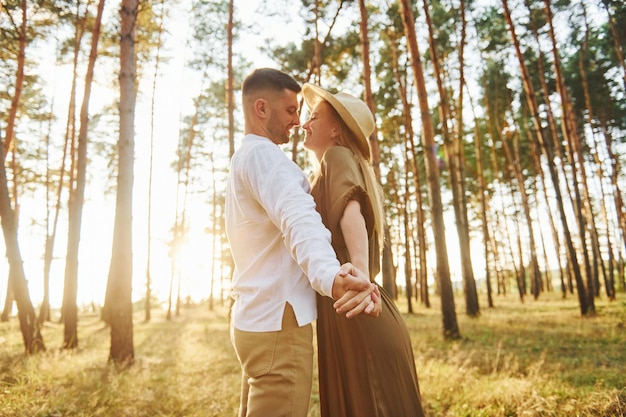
xmin=406 ymin=293 xmax=626 ymax=417
xmin=0 ymin=292 xmax=624 ymax=417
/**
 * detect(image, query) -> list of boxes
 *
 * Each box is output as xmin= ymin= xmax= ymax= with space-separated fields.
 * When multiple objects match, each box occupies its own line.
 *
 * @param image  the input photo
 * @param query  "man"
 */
xmin=226 ymin=68 xmax=379 ymax=417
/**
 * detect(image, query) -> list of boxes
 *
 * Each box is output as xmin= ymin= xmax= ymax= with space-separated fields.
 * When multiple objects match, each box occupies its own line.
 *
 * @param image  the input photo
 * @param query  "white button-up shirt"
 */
xmin=226 ymin=134 xmax=339 ymax=332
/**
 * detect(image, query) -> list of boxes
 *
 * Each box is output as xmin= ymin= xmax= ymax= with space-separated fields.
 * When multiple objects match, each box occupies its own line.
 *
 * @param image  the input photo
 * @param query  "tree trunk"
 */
xmin=483 ymin=94 xmax=509 ymax=297
xmin=227 ymin=0 xmax=235 ymax=158
xmin=1 ymin=289 xmax=13 ymax=322
xmin=527 ymin=122 xmax=566 ymax=297
xmin=40 ymin=109 xmax=53 ymax=324
xmin=468 ymin=90 xmax=494 ymax=308
xmin=209 ymin=150 xmax=218 ymax=311
xmin=403 ymin=169 xmax=413 ymax=313
xmin=453 ymin=0 xmax=479 ymax=316
xmin=41 ymin=2 xmax=86 ymax=326
xmin=357 ymin=0 xmax=396 ymax=295
xmin=399 ymin=76 xmax=429 ymax=307
xmin=524 ymin=7 xmax=572 ymax=296
xmin=399 ymin=0 xmax=460 ymax=340
xmin=104 ymin=0 xmax=138 ymax=366
xmin=543 ymin=0 xmax=595 ymax=314
xmin=0 ymin=0 xmax=27 ymax=320
xmin=0 ymin=0 xmax=44 ymax=354
xmin=421 ymin=0 xmax=476 ymax=312
xmin=3 ymin=0 xmax=26 ymax=160
xmin=502 ymin=0 xmax=589 ymax=315
xmin=0 ymin=147 xmax=44 ymax=354
xmin=502 ymin=127 xmax=541 ymax=299
xmin=62 ymin=0 xmax=105 ymax=350
xmin=144 ymin=0 xmax=166 ymax=322
xmin=579 ymin=6 xmax=616 ymax=300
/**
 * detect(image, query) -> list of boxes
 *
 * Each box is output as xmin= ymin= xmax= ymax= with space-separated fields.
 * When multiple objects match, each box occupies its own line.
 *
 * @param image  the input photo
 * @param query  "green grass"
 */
xmin=0 ymin=293 xmax=625 ymax=416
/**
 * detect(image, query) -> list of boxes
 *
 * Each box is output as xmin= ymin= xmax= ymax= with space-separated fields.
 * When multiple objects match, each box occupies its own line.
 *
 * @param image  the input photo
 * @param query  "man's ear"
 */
xmin=254 ymin=98 xmax=268 ymax=118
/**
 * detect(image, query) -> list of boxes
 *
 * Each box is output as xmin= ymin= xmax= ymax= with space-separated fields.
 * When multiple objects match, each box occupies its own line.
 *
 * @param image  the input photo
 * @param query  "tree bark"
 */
xmin=543 ymin=0 xmax=595 ymax=314
xmin=357 ymin=0 xmax=396 ymax=296
xmin=468 ymin=89 xmax=494 ymax=308
xmin=453 ymin=0 xmax=479 ymax=316
xmin=62 ymin=0 xmax=105 ymax=350
xmin=579 ymin=5 xmax=616 ymax=300
xmin=3 ymin=0 xmax=27 ymax=160
xmin=104 ymin=0 xmax=138 ymax=366
xmin=399 ymin=0 xmax=460 ymax=339
xmin=502 ymin=0 xmax=589 ymax=315
xmin=0 ymin=141 xmax=45 ymax=353
xmin=0 ymin=0 xmax=44 ymax=354
xmin=227 ymin=0 xmax=235 ymax=158
xmin=390 ymin=38 xmax=429 ymax=306
xmin=144 ymin=0 xmax=166 ymax=322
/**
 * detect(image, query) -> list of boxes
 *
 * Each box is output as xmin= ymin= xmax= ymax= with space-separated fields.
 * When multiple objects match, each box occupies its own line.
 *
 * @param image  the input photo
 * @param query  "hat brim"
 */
xmin=302 ymin=83 xmax=371 ymax=159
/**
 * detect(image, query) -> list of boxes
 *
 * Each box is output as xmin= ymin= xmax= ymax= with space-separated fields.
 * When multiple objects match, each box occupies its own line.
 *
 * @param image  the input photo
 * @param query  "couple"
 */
xmin=225 ymin=68 xmax=425 ymax=417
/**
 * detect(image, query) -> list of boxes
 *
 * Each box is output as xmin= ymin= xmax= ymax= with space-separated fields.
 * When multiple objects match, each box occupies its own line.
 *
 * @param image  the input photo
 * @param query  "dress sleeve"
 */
xmin=320 ymin=147 xmax=375 ymax=240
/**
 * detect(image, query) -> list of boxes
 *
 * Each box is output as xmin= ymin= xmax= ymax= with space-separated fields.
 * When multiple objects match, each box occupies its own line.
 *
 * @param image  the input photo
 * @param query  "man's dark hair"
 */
xmin=242 ymin=68 xmax=301 ymax=98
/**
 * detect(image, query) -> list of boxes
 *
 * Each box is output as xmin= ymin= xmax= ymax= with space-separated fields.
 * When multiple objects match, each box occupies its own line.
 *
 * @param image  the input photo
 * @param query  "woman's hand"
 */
xmin=333 ymin=283 xmax=381 ymax=318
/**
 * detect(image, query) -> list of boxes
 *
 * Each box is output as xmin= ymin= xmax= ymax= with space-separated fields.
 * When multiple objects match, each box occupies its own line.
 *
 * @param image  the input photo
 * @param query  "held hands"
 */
xmin=335 ymin=286 xmax=381 ymax=318
xmin=331 ymin=263 xmax=382 ymax=319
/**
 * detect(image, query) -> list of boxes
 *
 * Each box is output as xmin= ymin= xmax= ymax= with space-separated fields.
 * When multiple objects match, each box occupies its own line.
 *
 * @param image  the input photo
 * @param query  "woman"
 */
xmin=301 ymin=83 xmax=426 ymax=417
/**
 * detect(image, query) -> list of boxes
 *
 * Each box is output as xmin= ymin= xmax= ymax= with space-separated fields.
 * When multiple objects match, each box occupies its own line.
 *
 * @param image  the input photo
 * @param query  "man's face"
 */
xmin=265 ymin=89 xmax=301 ymax=145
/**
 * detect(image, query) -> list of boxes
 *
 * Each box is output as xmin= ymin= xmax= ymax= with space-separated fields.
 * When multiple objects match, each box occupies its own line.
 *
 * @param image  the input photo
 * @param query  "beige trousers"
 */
xmin=231 ymin=303 xmax=313 ymax=417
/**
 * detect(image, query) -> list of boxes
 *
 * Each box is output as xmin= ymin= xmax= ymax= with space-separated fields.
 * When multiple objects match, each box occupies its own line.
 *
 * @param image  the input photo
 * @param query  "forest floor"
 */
xmin=0 ymin=291 xmax=625 ymax=417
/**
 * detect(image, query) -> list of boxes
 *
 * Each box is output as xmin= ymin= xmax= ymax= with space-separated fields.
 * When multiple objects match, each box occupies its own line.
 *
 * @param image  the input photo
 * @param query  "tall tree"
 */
xmin=103 ymin=0 xmax=138 ymax=365
xmin=522 ymin=0 xmax=572 ymax=295
xmin=501 ymin=0 xmax=590 ymax=315
xmin=399 ymin=0 xmax=460 ymax=340
xmin=0 ymin=0 xmax=45 ymax=354
xmin=468 ymin=88 xmax=494 ymax=308
xmin=356 ymin=0 xmax=397 ymax=303
xmin=422 ymin=0 xmax=479 ymax=314
xmin=386 ymin=21 xmax=429 ymax=306
xmin=40 ymin=0 xmax=89 ymax=326
xmin=2 ymin=0 xmax=27 ymax=158
xmin=453 ymin=0 xmax=479 ymax=315
xmin=227 ymin=0 xmax=234 ymax=158
xmin=144 ymin=0 xmax=166 ymax=322
xmin=0 ymin=143 xmax=45 ymax=354
xmin=62 ymin=0 xmax=105 ymax=350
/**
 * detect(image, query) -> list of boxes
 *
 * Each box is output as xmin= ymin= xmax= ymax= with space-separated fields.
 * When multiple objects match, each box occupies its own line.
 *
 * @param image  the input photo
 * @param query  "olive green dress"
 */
xmin=311 ymin=146 xmax=425 ymax=417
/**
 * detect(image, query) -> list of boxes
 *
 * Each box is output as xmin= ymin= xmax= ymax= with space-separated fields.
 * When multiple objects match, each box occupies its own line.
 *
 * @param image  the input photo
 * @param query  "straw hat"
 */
xmin=301 ymin=83 xmax=374 ymax=160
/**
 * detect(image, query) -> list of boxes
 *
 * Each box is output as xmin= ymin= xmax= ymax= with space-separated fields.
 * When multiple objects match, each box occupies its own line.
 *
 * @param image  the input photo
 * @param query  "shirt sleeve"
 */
xmin=320 ymin=147 xmax=375 ymax=239
xmin=241 ymin=141 xmax=339 ymax=298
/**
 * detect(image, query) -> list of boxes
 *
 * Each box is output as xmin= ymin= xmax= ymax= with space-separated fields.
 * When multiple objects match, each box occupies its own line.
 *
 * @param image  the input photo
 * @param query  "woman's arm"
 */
xmin=339 ymin=199 xmax=370 ymax=277
xmin=336 ymin=199 xmax=381 ymax=317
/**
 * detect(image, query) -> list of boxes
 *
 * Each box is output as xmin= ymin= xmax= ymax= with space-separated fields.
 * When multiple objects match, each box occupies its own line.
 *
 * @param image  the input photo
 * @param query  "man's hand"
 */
xmin=334 ymin=285 xmax=381 ymax=318
xmin=331 ymin=263 xmax=381 ymax=318
xmin=331 ymin=262 xmax=370 ymax=298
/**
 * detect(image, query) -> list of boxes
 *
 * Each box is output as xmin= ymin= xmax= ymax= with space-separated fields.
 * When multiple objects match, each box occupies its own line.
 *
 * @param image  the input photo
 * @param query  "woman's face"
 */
xmin=302 ymin=101 xmax=339 ymax=159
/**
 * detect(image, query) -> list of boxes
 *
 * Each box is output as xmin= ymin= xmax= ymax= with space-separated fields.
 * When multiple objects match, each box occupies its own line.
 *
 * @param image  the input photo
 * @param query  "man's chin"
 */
xmin=271 ymin=136 xmax=289 ymax=145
